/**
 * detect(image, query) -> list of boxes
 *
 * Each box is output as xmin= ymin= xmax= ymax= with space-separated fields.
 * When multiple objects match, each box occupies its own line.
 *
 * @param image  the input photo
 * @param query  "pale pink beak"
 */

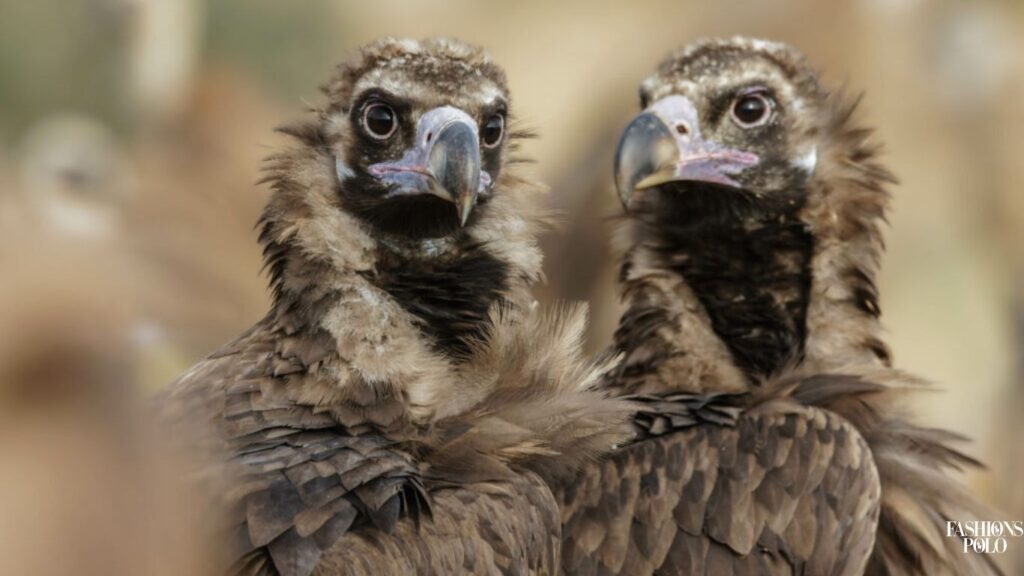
xmin=614 ymin=95 xmax=759 ymax=208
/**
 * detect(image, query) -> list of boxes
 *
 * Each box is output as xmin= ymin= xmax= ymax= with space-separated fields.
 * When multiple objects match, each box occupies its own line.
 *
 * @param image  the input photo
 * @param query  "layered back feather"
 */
xmin=424 ymin=303 xmax=635 ymax=488
xmin=785 ymin=370 xmax=1003 ymax=576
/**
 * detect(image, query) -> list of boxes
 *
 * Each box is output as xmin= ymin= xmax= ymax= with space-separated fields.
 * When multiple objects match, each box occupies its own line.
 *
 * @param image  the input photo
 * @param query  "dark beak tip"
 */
xmin=614 ymin=111 xmax=678 ymax=210
xmin=614 ymin=103 xmax=761 ymax=200
xmin=370 ymin=107 xmax=485 ymax=224
xmin=427 ymin=117 xmax=482 ymax=224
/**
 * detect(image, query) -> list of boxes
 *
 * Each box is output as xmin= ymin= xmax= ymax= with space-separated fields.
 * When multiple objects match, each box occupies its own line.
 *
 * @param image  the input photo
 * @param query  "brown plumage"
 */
xmin=158 ymin=38 xmax=634 ymax=576
xmin=559 ymin=37 xmax=999 ymax=575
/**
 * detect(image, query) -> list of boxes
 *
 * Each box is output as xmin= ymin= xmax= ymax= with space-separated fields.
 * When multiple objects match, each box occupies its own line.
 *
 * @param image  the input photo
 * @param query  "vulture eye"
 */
xmin=730 ymin=92 xmax=773 ymax=128
xmin=481 ymin=113 xmax=504 ymax=148
xmin=362 ymin=103 xmax=397 ymax=139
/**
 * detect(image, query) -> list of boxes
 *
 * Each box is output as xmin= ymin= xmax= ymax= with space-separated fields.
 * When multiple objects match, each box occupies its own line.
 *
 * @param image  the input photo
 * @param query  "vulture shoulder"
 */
xmin=310 ymin=472 xmax=560 ymax=575
xmin=559 ymin=385 xmax=882 ymax=576
xmin=161 ymin=306 xmax=635 ymax=576
xmin=795 ymin=373 xmax=1003 ymax=576
xmin=162 ymin=319 xmax=428 ymax=576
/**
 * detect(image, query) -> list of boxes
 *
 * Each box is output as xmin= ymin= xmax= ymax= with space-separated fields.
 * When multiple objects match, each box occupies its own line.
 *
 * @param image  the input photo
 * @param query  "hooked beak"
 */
xmin=368 ymin=106 xmax=487 ymax=226
xmin=614 ymin=94 xmax=759 ymax=209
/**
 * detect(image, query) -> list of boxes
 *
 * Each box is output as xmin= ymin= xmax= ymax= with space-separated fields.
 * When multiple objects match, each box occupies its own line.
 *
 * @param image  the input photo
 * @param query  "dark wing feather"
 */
xmin=311 ymin=472 xmax=560 ymax=576
xmin=789 ymin=372 xmax=1003 ymax=576
xmin=303 ymin=303 xmax=633 ymax=576
xmin=559 ymin=393 xmax=881 ymax=576
xmin=159 ymin=321 xmax=426 ymax=576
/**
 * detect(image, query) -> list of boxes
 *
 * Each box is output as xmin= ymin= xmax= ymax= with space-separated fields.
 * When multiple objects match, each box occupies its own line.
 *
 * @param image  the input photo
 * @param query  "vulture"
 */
xmin=558 ymin=37 xmax=1000 ymax=576
xmin=158 ymin=38 xmax=635 ymax=576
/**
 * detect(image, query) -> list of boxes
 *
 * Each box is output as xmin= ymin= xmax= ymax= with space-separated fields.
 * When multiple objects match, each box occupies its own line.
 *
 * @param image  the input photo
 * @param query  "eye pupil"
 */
xmin=732 ymin=94 xmax=770 ymax=127
xmin=482 ymin=114 xmax=504 ymax=148
xmin=364 ymin=103 xmax=396 ymax=138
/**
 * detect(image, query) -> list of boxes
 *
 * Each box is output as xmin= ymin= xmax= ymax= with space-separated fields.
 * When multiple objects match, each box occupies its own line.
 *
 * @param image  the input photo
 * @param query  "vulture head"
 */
xmin=615 ymin=37 xmax=826 ymax=219
xmin=266 ymin=35 xmax=516 ymax=241
xmin=322 ymin=39 xmax=513 ymax=239
xmin=259 ymin=37 xmax=539 ymax=274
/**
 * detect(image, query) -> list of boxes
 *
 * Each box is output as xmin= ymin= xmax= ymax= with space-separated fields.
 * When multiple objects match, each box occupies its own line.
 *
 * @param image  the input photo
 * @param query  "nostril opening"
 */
xmin=675 ymin=124 xmax=689 ymax=136
xmin=426 ymin=131 xmax=433 ymax=143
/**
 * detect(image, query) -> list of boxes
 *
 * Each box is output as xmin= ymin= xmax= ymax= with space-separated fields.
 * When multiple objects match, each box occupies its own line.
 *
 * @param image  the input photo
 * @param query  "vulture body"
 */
xmin=159 ymin=38 xmax=634 ymax=576
xmin=559 ymin=37 xmax=999 ymax=576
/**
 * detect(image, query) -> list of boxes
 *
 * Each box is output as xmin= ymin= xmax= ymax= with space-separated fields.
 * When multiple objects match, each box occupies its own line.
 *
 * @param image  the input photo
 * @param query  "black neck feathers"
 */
xmin=637 ymin=185 xmax=814 ymax=380
xmin=374 ymin=242 xmax=511 ymax=359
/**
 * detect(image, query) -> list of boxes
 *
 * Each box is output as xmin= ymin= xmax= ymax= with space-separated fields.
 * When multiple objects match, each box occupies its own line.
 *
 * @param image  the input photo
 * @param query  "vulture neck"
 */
xmin=269 ymin=234 xmax=513 ymax=356
xmin=261 ymin=224 xmax=522 ymax=427
xmin=369 ymin=235 xmax=512 ymax=359
xmin=619 ymin=188 xmax=815 ymax=386
xmin=653 ymin=189 xmax=812 ymax=381
xmin=612 ymin=175 xmax=890 ymax=394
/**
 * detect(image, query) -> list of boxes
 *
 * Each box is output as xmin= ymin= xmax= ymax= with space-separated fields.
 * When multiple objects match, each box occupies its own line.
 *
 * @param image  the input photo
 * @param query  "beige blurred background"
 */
xmin=1 ymin=0 xmax=1022 ymax=573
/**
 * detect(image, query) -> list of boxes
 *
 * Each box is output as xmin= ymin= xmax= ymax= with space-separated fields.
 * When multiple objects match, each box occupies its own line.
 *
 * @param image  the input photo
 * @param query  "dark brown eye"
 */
xmin=481 ymin=113 xmax=504 ymax=148
xmin=362 ymin=102 xmax=397 ymax=139
xmin=730 ymin=92 xmax=773 ymax=128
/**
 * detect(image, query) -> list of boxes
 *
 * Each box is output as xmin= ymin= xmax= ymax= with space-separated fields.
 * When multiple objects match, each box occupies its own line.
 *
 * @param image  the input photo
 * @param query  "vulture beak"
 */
xmin=369 ymin=106 xmax=485 ymax=226
xmin=614 ymin=94 xmax=760 ymax=209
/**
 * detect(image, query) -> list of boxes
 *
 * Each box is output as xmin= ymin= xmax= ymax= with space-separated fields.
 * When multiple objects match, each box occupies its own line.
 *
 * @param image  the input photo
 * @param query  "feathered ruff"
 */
xmin=162 ymin=301 xmax=637 ymax=576
xmin=800 ymin=89 xmax=898 ymax=372
xmin=237 ymin=306 xmax=625 ymax=573
xmin=771 ymin=369 xmax=1003 ymax=576
xmin=422 ymin=302 xmax=637 ymax=488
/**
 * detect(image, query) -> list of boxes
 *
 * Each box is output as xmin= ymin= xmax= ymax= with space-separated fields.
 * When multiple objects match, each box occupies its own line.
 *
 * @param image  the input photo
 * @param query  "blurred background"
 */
xmin=1 ymin=0 xmax=1022 ymax=573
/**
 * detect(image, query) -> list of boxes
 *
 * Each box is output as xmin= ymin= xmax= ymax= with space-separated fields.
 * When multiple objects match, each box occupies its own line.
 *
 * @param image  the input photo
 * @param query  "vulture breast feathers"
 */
xmin=559 ymin=37 xmax=1000 ymax=576
xmin=158 ymin=38 xmax=636 ymax=576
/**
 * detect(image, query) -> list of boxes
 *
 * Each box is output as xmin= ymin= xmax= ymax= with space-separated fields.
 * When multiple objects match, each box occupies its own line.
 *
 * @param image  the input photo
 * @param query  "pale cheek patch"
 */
xmin=326 ymin=115 xmax=357 ymax=185
xmin=336 ymin=157 xmax=355 ymax=183
xmin=648 ymin=80 xmax=697 ymax=104
xmin=640 ymin=76 xmax=659 ymax=98
xmin=478 ymin=83 xmax=503 ymax=103
xmin=479 ymin=171 xmax=493 ymax=194
xmin=794 ymin=146 xmax=817 ymax=175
